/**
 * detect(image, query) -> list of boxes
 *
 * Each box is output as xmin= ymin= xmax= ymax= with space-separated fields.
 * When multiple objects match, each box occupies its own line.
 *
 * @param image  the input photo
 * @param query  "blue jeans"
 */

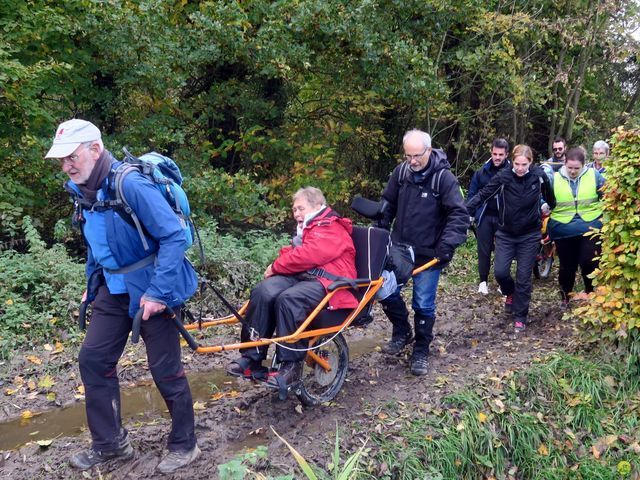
xmin=381 ymin=267 xmax=442 ymax=354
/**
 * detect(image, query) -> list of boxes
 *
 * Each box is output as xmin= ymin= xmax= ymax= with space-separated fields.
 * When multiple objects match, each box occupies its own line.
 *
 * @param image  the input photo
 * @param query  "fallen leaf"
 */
xmin=26 ymin=355 xmax=42 ymax=365
xmin=21 ymin=410 xmax=41 ymax=420
xmin=210 ymin=393 xmax=225 ymax=401
xmin=538 ymin=444 xmax=549 ymax=456
xmin=43 ymin=344 xmax=53 ymax=352
xmin=192 ymin=401 xmax=206 ymax=411
xmin=295 ymin=405 xmax=303 ymax=414
xmin=36 ymin=439 xmax=53 ymax=448
xmin=38 ymin=376 xmax=55 ymax=390
xmin=27 ymin=380 xmax=36 ymax=391
xmin=46 ymin=392 xmax=56 ymax=402
xmin=52 ymin=342 xmax=64 ymax=354
xmin=76 ymin=385 xmax=85 ymax=395
xmin=477 ymin=412 xmax=488 ymax=423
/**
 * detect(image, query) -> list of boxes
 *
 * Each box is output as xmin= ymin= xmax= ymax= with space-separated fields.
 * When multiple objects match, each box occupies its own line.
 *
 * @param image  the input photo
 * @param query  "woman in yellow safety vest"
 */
xmin=548 ymin=147 xmax=605 ymax=307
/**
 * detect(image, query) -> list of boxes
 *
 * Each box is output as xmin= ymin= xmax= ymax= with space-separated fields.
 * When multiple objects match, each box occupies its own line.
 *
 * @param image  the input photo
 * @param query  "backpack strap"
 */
xmin=110 ymin=164 xmax=151 ymax=251
xmin=397 ymin=161 xmax=410 ymax=187
xmin=430 ymin=169 xmax=445 ymax=198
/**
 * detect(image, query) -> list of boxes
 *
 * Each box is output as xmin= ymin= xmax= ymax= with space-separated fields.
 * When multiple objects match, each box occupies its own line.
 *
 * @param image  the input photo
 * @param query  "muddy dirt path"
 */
xmin=0 ymin=279 xmax=575 ymax=479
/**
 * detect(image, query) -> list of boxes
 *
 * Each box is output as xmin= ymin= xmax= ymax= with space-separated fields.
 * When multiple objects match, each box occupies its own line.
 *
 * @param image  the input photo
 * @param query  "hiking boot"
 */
xmin=478 ymin=281 xmax=489 ymax=295
xmin=409 ymin=352 xmax=429 ymax=376
xmin=226 ymin=356 xmax=267 ymax=380
xmin=514 ymin=320 xmax=526 ymax=333
xmin=381 ymin=332 xmax=414 ymax=355
xmin=504 ymin=294 xmax=514 ymax=314
xmin=157 ymin=444 xmax=201 ymax=474
xmin=266 ymin=361 xmax=302 ymax=390
xmin=70 ymin=443 xmax=134 ymax=471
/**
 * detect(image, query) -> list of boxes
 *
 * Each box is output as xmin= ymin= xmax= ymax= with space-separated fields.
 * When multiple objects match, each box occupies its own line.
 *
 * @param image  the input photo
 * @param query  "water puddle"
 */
xmin=0 ymin=333 xmax=384 ymax=451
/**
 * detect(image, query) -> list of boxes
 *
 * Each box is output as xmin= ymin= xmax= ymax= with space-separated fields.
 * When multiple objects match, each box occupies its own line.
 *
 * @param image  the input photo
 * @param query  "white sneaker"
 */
xmin=478 ymin=282 xmax=489 ymax=295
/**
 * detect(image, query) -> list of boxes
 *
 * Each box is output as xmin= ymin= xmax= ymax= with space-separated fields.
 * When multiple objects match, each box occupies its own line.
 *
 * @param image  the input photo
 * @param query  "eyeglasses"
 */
xmin=404 ymin=147 xmax=429 ymax=161
xmin=58 ymin=152 xmax=81 ymax=166
xmin=552 ymin=147 xmax=564 ymax=152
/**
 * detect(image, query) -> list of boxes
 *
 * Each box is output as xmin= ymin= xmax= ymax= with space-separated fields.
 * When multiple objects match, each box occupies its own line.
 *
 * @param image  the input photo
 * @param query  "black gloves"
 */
xmin=435 ymin=246 xmax=453 ymax=263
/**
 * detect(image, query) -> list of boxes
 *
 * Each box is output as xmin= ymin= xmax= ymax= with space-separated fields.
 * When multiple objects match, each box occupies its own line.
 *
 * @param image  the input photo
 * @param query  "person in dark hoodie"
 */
xmin=466 ymin=144 xmax=556 ymax=333
xmin=45 ymin=119 xmax=199 ymax=473
xmin=226 ymin=187 xmax=358 ymax=390
xmin=467 ymin=138 xmax=511 ymax=295
xmin=377 ymin=129 xmax=469 ymax=376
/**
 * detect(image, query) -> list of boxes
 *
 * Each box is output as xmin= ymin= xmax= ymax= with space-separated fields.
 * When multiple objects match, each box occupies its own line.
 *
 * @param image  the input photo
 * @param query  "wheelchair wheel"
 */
xmin=535 ymin=243 xmax=554 ymax=279
xmin=296 ymin=333 xmax=349 ymax=407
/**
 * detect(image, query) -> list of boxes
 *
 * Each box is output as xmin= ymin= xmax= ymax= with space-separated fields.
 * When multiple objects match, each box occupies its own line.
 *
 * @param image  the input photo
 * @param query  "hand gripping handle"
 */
xmin=131 ymin=305 xmax=199 ymax=350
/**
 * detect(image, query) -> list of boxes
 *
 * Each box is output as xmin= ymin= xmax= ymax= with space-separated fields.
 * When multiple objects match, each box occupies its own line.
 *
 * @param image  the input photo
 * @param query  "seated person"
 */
xmin=226 ymin=187 xmax=358 ymax=390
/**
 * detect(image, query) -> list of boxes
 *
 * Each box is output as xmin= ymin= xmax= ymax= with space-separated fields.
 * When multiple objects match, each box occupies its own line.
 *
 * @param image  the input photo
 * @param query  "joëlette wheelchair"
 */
xmin=122 ymin=198 xmax=438 ymax=405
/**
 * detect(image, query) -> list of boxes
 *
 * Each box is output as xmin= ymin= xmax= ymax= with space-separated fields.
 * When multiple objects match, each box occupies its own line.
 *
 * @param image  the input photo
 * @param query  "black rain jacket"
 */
xmin=380 ymin=149 xmax=470 ymax=265
xmin=466 ymin=165 xmax=556 ymax=236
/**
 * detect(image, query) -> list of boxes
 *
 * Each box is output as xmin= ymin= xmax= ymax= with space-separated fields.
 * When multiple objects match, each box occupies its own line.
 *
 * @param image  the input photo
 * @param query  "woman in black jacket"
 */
xmin=466 ymin=144 xmax=555 ymax=332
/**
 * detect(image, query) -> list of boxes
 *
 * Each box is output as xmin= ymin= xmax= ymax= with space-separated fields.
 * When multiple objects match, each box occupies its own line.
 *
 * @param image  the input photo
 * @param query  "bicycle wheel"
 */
xmin=296 ymin=333 xmax=349 ymax=407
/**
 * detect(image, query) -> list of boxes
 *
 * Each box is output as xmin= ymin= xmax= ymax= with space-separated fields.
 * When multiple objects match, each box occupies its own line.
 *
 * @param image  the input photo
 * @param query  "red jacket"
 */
xmin=272 ymin=208 xmax=358 ymax=310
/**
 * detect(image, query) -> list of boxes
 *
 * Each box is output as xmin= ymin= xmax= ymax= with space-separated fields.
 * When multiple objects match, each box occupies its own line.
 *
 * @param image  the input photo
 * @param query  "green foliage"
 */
xmin=0 ymin=217 xmax=84 ymax=359
xmin=573 ymin=128 xmax=640 ymax=353
xmin=365 ymin=353 xmax=640 ymax=480
xmin=188 ymin=219 xmax=289 ymax=314
xmin=2 ymin=0 xmax=638 ymax=240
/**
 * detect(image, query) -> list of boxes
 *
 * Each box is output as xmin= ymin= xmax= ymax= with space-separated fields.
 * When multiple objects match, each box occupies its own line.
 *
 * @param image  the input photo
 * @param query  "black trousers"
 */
xmin=555 ymin=235 xmax=600 ymax=297
xmin=240 ymin=276 xmax=326 ymax=363
xmin=493 ymin=230 xmax=539 ymax=321
xmin=79 ymin=286 xmax=196 ymax=453
xmin=476 ymin=214 xmax=500 ymax=282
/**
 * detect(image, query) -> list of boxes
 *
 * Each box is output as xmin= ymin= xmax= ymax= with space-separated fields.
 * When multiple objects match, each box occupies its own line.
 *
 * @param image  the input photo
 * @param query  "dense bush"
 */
xmin=188 ymin=219 xmax=289 ymax=316
xmin=574 ymin=127 xmax=640 ymax=360
xmin=0 ymin=217 xmax=85 ymax=359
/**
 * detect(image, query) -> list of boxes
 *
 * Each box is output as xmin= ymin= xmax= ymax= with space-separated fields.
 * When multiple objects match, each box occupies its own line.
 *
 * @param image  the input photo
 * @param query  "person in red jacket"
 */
xmin=226 ymin=187 xmax=358 ymax=389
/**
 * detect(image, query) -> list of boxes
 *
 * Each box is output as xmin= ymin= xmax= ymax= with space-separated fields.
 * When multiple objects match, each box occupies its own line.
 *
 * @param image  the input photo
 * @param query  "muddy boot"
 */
xmin=157 ymin=444 xmax=201 ymax=474
xmin=381 ymin=297 xmax=412 ymax=355
xmin=70 ymin=442 xmax=134 ymax=471
xmin=410 ymin=315 xmax=435 ymax=376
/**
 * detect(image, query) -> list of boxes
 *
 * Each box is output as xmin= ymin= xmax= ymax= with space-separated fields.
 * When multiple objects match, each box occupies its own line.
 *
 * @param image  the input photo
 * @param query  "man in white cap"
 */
xmin=46 ymin=119 xmax=200 ymax=474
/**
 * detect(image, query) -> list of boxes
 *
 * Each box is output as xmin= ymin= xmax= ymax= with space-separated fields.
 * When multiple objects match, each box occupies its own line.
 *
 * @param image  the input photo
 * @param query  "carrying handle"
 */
xmin=131 ymin=305 xmax=200 ymax=350
xmin=78 ymin=301 xmax=88 ymax=331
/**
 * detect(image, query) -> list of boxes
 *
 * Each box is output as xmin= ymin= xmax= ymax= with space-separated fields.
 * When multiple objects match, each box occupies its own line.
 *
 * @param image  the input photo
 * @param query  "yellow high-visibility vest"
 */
xmin=551 ymin=168 xmax=601 ymax=224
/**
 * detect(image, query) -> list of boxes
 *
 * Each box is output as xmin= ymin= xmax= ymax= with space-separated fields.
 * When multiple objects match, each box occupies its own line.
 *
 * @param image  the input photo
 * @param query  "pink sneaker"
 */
xmin=514 ymin=320 xmax=526 ymax=333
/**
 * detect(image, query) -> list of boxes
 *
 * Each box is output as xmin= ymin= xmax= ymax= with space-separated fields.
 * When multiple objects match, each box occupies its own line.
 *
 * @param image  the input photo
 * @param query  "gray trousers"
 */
xmin=493 ymin=230 xmax=540 ymax=321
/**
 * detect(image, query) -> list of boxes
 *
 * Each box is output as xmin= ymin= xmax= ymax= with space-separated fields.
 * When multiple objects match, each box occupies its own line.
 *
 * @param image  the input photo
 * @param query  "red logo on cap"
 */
xmin=56 ymin=128 xmax=64 ymax=138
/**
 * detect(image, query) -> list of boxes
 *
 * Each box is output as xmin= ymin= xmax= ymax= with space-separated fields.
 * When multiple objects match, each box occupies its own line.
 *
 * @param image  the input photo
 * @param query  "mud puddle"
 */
xmin=0 ymin=333 xmax=382 ymax=452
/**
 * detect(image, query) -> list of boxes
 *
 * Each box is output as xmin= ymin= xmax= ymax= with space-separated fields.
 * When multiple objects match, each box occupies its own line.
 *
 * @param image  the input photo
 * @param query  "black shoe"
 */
xmin=381 ymin=332 xmax=414 ymax=355
xmin=70 ymin=443 xmax=134 ymax=471
xmin=266 ymin=361 xmax=302 ymax=390
xmin=226 ymin=357 xmax=267 ymax=380
xmin=409 ymin=353 xmax=429 ymax=376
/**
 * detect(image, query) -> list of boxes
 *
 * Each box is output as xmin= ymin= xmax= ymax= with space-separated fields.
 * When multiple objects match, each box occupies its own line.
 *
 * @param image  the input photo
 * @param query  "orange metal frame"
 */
xmin=183 ymin=258 xmax=439 ymax=372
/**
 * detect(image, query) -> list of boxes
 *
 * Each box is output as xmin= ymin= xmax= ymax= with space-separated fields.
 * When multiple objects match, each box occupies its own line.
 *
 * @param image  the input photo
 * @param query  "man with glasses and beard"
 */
xmin=544 ymin=137 xmax=567 ymax=174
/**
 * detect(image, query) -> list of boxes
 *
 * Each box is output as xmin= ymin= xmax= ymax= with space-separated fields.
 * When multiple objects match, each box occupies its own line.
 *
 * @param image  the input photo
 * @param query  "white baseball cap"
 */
xmin=45 ymin=119 xmax=101 ymax=158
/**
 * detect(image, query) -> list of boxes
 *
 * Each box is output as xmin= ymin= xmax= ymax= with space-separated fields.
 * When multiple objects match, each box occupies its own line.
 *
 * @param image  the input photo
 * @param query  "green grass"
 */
xmin=362 ymin=352 xmax=640 ymax=479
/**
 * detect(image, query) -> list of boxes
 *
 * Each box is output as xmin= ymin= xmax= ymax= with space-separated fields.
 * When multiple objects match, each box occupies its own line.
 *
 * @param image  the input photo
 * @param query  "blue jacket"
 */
xmin=467 ymin=159 xmax=511 ymax=225
xmin=67 ymin=155 xmax=198 ymax=317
